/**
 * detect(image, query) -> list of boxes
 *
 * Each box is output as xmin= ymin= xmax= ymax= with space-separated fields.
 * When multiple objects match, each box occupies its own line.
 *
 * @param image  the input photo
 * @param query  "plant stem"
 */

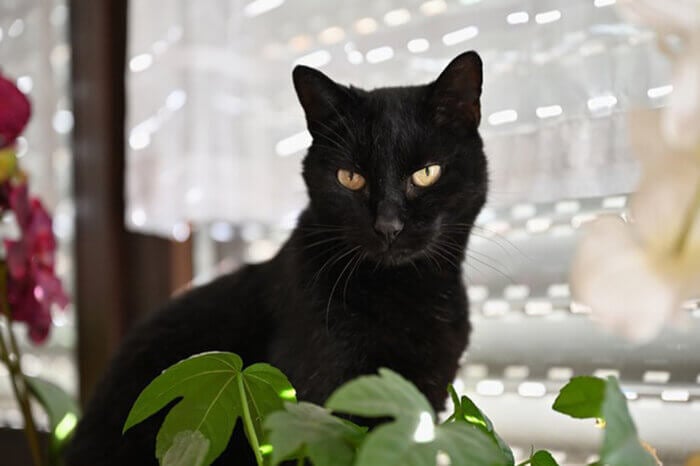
xmin=0 ymin=264 xmax=42 ymax=466
xmin=672 ymin=179 xmax=700 ymax=257
xmin=237 ymin=376 xmax=264 ymax=466
xmin=515 ymin=459 xmax=531 ymax=466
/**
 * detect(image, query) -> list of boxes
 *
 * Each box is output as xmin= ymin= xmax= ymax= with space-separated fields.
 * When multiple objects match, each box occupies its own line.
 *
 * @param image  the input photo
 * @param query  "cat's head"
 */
xmin=294 ymin=51 xmax=487 ymax=266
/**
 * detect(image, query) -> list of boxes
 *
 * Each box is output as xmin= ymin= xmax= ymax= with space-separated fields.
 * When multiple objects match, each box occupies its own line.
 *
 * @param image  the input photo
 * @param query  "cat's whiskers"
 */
xmin=310 ymin=119 xmax=354 ymax=153
xmin=324 ymin=246 xmax=363 ymax=333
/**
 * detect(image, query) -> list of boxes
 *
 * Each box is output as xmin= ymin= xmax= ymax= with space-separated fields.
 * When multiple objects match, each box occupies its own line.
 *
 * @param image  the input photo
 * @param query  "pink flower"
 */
xmin=3 ymin=183 xmax=68 ymax=343
xmin=0 ymin=74 xmax=31 ymax=149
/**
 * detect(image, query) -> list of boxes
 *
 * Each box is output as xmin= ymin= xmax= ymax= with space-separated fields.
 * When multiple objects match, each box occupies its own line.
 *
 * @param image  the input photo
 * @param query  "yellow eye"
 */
xmin=337 ymin=169 xmax=366 ymax=191
xmin=411 ymin=164 xmax=442 ymax=187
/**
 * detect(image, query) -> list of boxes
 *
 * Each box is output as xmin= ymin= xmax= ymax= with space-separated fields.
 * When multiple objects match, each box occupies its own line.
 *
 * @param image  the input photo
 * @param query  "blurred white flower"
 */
xmin=571 ymin=111 xmax=700 ymax=342
xmin=619 ymin=0 xmax=700 ymax=149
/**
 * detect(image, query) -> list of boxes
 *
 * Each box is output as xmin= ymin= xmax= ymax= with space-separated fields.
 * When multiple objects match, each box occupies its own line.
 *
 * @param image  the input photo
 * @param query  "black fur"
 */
xmin=65 ymin=51 xmax=488 ymax=465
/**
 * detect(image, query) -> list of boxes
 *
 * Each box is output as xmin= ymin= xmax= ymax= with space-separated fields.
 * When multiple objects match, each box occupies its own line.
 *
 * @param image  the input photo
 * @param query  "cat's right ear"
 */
xmin=293 ymin=65 xmax=349 ymax=130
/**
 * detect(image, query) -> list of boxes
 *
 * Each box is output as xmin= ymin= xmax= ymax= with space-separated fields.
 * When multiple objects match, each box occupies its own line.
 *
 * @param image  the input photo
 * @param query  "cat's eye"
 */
xmin=337 ymin=169 xmax=366 ymax=191
xmin=411 ymin=164 xmax=442 ymax=187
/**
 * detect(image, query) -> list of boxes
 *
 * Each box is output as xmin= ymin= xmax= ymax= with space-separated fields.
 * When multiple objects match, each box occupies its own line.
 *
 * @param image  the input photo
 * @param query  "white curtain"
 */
xmin=126 ymin=0 xmax=671 ymax=237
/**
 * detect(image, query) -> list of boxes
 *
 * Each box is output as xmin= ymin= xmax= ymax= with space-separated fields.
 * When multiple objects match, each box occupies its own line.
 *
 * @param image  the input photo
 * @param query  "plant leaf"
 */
xmin=162 ymin=431 xmax=209 ymax=466
xmin=446 ymin=385 xmax=514 ymax=464
xmin=264 ymin=402 xmax=365 ymax=466
xmin=123 ymin=352 xmax=294 ymax=466
xmin=325 ymin=367 xmax=432 ymax=422
xmin=530 ymin=450 xmax=559 ymax=466
xmin=26 ymin=376 xmax=81 ymax=459
xmin=355 ymin=418 xmax=511 ymax=466
xmin=598 ymin=377 xmax=657 ymax=466
xmin=552 ymin=376 xmax=606 ymax=419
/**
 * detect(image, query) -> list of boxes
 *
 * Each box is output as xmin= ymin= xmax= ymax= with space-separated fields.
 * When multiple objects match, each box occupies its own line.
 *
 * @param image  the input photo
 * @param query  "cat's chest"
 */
xmin=270 ymin=274 xmax=469 ymax=407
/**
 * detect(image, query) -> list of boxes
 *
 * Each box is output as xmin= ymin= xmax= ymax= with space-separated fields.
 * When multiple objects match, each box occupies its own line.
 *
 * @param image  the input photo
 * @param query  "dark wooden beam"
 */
xmin=69 ymin=0 xmax=192 ymax=406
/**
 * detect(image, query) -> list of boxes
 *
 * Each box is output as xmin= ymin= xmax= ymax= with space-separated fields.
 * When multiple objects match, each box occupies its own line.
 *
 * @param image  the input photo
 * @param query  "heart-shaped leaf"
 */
xmin=123 ymin=352 xmax=295 ymax=466
xmin=530 ymin=450 xmax=559 ymax=466
xmin=552 ymin=376 xmax=606 ymax=419
xmin=264 ymin=402 xmax=366 ymax=466
xmin=446 ymin=385 xmax=514 ymax=464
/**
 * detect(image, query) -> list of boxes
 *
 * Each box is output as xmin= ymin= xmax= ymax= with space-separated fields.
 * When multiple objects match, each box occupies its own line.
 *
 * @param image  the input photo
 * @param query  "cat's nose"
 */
xmin=374 ymin=215 xmax=404 ymax=241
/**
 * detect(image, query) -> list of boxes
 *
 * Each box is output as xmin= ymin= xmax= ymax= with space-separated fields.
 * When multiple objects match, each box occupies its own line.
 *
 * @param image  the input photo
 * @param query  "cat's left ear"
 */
xmin=293 ymin=65 xmax=350 ymax=132
xmin=429 ymin=51 xmax=483 ymax=129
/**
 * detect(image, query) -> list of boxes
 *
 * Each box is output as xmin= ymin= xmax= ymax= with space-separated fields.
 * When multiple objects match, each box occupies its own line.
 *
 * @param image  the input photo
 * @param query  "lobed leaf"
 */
xmin=123 ymin=352 xmax=294 ymax=466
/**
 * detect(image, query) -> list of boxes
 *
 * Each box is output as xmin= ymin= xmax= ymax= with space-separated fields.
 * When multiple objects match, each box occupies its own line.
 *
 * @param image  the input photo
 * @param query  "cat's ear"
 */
xmin=429 ymin=51 xmax=483 ymax=129
xmin=293 ymin=65 xmax=349 ymax=130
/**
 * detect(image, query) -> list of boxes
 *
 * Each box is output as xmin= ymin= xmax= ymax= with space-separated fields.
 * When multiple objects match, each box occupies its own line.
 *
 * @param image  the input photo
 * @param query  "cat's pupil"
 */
xmin=425 ymin=167 xmax=430 ymax=176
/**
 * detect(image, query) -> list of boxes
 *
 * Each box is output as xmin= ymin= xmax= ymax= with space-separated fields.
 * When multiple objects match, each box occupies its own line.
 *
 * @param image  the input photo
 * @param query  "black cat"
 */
xmin=65 ymin=50 xmax=488 ymax=465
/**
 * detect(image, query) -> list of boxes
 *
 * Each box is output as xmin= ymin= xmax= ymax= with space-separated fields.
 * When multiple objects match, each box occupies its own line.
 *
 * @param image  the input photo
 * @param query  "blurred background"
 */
xmin=1 ymin=0 xmax=698 ymax=464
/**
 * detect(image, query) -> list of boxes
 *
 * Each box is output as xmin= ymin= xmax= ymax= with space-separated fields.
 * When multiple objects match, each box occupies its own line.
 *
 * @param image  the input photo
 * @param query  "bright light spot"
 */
xmin=420 ymin=0 xmax=447 ymax=16
xmin=507 ymin=11 xmax=529 ymax=25
xmin=535 ymin=10 xmax=562 ymax=24
xmin=366 ymin=46 xmax=394 ymax=64
xmin=0 ymin=27 xmax=3 ymax=42
xmin=460 ymin=0 xmax=482 ymax=4
xmin=384 ymin=8 xmax=411 ymax=26
xmin=8 ymin=19 xmax=24 ymax=38
xmin=244 ymin=0 xmax=285 ymax=17
xmin=259 ymin=444 xmax=274 ymax=455
xmin=354 ymin=17 xmax=378 ymax=35
xmin=294 ymin=50 xmax=331 ymax=68
xmin=504 ymin=285 xmax=530 ymax=300
xmin=185 ymin=187 xmax=203 ymax=205
xmin=129 ymin=53 xmax=153 ymax=73
xmin=55 ymin=413 xmax=78 ymax=441
xmin=511 ymin=203 xmax=536 ymax=218
xmin=442 ymin=26 xmax=479 ymax=46
xmin=288 ymin=34 xmax=312 ymax=52
xmin=246 ymin=239 xmax=278 ymax=263
xmin=279 ymin=388 xmax=297 ymax=400
xmin=130 ymin=208 xmax=147 ymax=227
xmin=524 ymin=300 xmax=553 ymax=315
xmin=570 ymin=301 xmax=592 ymax=314
xmin=476 ymin=380 xmax=504 ymax=396
xmin=241 ymin=222 xmax=265 ymax=242
xmin=536 ymin=104 xmax=563 ymax=119
xmin=347 ymin=50 xmax=364 ymax=64
xmin=172 ymin=222 xmax=191 ymax=242
xmin=594 ymin=0 xmax=616 ymax=7
xmin=624 ymin=391 xmax=639 ymax=400
xmin=318 ymin=26 xmax=345 ymax=44
xmin=52 ymin=110 xmax=74 ymax=134
xmin=129 ymin=129 xmax=151 ymax=150
xmin=16 ymin=76 xmax=33 ymax=94
xmin=647 ymin=84 xmax=673 ymax=99
xmin=481 ymin=299 xmax=510 ymax=317
xmin=488 ymin=109 xmax=518 ymax=126
xmin=34 ymin=285 xmax=45 ymax=301
xmin=518 ymin=382 xmax=547 ymax=397
xmin=602 ymin=196 xmax=626 ymax=209
xmin=210 ymin=222 xmax=234 ymax=242
xmin=547 ymin=367 xmax=574 ymax=380
xmin=526 ymin=217 xmax=552 ymax=233
xmin=50 ymin=44 xmax=71 ymax=68
xmin=413 ymin=411 xmax=435 ymax=443
xmin=21 ymin=354 xmax=43 ymax=377
xmin=587 ymin=94 xmax=617 ymax=112
xmin=548 ymin=283 xmax=570 ymax=298
xmin=407 ymin=38 xmax=430 ymax=53
xmin=452 ymin=378 xmax=464 ymax=394
xmin=166 ymin=89 xmax=187 ymax=110
xmin=643 ymin=370 xmax=670 ymax=384
xmin=504 ymin=365 xmax=529 ymax=379
xmin=275 ymin=130 xmax=312 ymax=157
xmin=468 ymin=285 xmax=488 ymax=301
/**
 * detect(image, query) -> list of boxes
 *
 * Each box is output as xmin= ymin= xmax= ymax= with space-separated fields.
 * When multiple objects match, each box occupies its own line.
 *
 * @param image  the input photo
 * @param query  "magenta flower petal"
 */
xmin=0 ymin=74 xmax=31 ymax=149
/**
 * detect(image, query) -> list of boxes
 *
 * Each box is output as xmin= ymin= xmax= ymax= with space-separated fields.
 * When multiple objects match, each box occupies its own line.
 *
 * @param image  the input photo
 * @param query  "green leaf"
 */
xmin=355 ymin=418 xmax=511 ymax=466
xmin=530 ymin=450 xmax=559 ymax=466
xmin=328 ymin=369 xmax=511 ymax=466
xmin=264 ymin=402 xmax=366 ymax=466
xmin=598 ymin=377 xmax=657 ymax=466
xmin=446 ymin=385 xmax=514 ymax=464
xmin=123 ymin=352 xmax=295 ymax=466
xmin=552 ymin=376 xmax=606 ymax=419
xmin=26 ymin=376 xmax=81 ymax=460
xmin=161 ymin=431 xmax=209 ymax=466
xmin=325 ymin=367 xmax=432 ymax=422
